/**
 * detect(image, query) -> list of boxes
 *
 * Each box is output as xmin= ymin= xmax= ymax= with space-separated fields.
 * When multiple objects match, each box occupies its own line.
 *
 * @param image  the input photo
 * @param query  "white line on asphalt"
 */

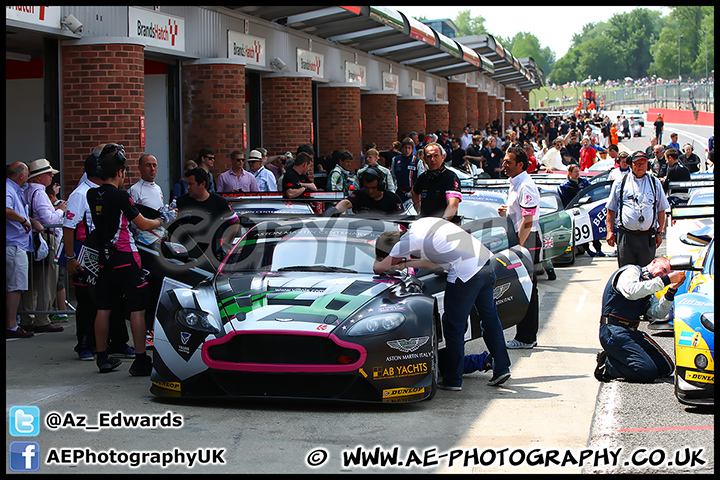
xmin=575 ymin=290 xmax=588 ymax=312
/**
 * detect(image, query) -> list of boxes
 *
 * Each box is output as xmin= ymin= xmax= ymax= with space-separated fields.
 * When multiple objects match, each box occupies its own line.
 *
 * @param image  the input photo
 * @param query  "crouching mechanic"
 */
xmin=87 ymin=145 xmax=173 ymax=375
xmin=373 ymin=217 xmax=511 ymax=390
xmin=325 ymin=168 xmax=403 ymax=216
xmin=595 ymin=256 xmax=685 ymax=383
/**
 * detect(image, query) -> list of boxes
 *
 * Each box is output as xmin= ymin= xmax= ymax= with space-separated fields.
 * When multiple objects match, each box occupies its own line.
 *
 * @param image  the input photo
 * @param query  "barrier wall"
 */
xmin=648 ymin=108 xmax=714 ymax=127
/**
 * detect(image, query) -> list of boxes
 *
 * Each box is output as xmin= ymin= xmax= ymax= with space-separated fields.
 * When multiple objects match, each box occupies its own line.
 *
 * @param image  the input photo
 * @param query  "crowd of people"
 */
xmin=6 ymin=109 xmax=713 ymax=389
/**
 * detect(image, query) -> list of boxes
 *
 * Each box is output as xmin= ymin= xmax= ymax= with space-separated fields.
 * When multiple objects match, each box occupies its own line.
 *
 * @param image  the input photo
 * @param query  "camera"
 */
xmin=61 ymin=14 xmax=83 ymax=34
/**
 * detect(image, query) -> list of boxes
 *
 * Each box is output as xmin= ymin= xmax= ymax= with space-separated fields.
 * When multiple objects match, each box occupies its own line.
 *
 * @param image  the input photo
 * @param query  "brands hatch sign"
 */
xmin=128 ymin=6 xmax=185 ymax=52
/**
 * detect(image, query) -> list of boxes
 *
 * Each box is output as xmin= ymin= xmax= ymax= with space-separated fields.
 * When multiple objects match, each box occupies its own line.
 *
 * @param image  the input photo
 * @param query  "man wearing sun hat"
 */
xmin=605 ymin=151 xmax=669 ymax=268
xmin=20 ymin=159 xmax=65 ymax=333
xmin=247 ymin=149 xmax=277 ymax=192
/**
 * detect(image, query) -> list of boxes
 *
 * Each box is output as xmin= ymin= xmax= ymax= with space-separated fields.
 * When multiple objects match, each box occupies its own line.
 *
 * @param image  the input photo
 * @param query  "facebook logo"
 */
xmin=9 ymin=406 xmax=40 ymax=436
xmin=9 ymin=441 xmax=41 ymax=472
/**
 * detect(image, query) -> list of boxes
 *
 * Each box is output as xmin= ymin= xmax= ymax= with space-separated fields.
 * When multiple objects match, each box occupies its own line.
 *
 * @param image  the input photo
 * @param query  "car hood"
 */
xmin=214 ymin=272 xmax=401 ymax=335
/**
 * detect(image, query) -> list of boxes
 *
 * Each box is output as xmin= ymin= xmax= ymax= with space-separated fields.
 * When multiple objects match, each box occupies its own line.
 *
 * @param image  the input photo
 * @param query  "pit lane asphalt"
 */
xmin=4 ymin=247 xmax=611 ymax=474
xmin=6 ymin=125 xmax=713 ymax=474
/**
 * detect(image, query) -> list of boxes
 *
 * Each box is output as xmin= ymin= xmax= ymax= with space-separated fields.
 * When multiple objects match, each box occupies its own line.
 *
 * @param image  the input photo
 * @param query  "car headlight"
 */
xmin=176 ymin=309 xmax=220 ymax=333
xmin=694 ymin=354 xmax=709 ymax=370
xmin=346 ymin=313 xmax=406 ymax=337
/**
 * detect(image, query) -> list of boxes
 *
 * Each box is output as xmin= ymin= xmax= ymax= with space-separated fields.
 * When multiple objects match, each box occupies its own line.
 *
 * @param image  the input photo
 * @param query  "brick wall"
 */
xmin=448 ymin=82 xmax=467 ymax=135
xmin=466 ymin=86 xmax=478 ymax=130
xmin=360 ymin=92 xmax=397 ymax=152
xmin=397 ymin=98 xmax=425 ymax=141
xmin=488 ymin=95 xmax=497 ymax=125
xmin=182 ymin=62 xmax=246 ymax=177
xmin=317 ymin=85 xmax=362 ymax=167
xmin=425 ymin=103 xmax=449 ymax=137
xmin=261 ymin=75 xmax=313 ymax=157
xmin=61 ymin=42 xmax=145 ymax=194
xmin=478 ymin=91 xmax=489 ymax=130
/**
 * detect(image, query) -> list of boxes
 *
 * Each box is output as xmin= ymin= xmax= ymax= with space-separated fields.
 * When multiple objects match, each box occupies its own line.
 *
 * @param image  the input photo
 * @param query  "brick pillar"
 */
xmin=61 ymin=41 xmax=145 ymax=194
xmin=425 ymin=102 xmax=449 ymax=137
xmin=182 ymin=59 xmax=246 ymax=177
xmin=478 ymin=91 xmax=489 ymax=130
xmin=496 ymin=98 xmax=504 ymax=126
xmin=448 ymin=81 xmax=467 ymax=135
xmin=317 ymin=84 xmax=362 ymax=169
xmin=261 ymin=75 xmax=314 ymax=157
xmin=488 ymin=94 xmax=497 ymax=126
xmin=360 ymin=92 xmax=398 ymax=153
xmin=466 ymin=86 xmax=478 ymax=130
xmin=397 ymin=98 xmax=425 ymax=141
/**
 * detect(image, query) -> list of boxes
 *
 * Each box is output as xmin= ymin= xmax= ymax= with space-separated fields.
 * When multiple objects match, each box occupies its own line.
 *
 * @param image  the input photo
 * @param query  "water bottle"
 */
xmin=170 ymin=199 xmax=177 ymax=210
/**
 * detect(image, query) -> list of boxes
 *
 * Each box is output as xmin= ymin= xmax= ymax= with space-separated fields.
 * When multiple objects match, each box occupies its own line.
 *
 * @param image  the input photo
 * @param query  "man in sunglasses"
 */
xmin=196 ymin=148 xmax=217 ymax=193
xmin=216 ymin=150 xmax=259 ymax=193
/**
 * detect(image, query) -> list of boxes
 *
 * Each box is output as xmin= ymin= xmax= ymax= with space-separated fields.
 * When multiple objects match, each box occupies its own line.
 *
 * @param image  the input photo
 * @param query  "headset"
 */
xmin=359 ymin=167 xmax=386 ymax=191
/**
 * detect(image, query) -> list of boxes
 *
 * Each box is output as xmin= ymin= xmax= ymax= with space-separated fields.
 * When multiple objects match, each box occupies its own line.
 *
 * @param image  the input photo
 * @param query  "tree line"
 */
xmin=420 ymin=7 xmax=714 ymax=85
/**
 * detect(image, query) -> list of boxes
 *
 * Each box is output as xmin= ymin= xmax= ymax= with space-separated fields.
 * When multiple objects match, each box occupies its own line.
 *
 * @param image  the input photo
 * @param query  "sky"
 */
xmin=387 ymin=6 xmax=670 ymax=59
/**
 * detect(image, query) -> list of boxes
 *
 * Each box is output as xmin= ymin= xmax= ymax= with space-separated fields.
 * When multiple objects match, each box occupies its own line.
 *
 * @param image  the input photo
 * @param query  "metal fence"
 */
xmin=542 ymin=81 xmax=714 ymax=113
xmin=17 ymin=224 xmax=75 ymax=320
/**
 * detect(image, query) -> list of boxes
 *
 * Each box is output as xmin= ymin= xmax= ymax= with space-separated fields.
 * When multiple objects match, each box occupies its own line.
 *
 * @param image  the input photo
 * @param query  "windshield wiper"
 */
xmin=277 ymin=265 xmax=358 ymax=274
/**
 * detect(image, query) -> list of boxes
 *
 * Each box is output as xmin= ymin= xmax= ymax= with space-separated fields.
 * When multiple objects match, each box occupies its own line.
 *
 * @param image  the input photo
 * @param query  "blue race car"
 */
xmin=670 ymin=239 xmax=714 ymax=406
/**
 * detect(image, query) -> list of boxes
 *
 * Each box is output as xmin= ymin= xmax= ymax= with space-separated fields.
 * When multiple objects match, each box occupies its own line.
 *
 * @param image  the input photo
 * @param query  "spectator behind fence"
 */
xmin=6 ymin=162 xmax=36 ymax=338
xmin=20 ymin=158 xmax=65 ymax=334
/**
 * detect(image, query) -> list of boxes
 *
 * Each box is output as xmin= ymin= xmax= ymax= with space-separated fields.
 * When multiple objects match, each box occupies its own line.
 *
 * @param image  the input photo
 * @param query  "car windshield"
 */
xmin=219 ymin=220 xmax=383 ymax=275
xmin=458 ymin=199 xmax=502 ymax=220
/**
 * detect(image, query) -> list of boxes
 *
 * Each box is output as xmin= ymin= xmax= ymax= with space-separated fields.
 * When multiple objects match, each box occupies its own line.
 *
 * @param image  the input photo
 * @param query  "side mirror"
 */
xmin=669 ymin=254 xmax=703 ymax=271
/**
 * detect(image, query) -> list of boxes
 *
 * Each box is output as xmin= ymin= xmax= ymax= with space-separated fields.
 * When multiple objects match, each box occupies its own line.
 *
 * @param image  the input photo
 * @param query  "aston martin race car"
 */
xmin=670 ymin=240 xmax=714 ymax=406
xmin=150 ymin=216 xmax=533 ymax=403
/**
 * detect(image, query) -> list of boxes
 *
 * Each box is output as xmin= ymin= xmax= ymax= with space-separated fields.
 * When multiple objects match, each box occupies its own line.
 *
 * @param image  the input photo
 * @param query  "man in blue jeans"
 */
xmin=373 ymin=217 xmax=511 ymax=390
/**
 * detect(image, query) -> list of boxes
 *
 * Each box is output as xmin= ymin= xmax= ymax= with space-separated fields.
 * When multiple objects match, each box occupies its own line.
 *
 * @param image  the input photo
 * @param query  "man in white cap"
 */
xmin=247 ymin=149 xmax=277 ymax=192
xmin=20 ymin=159 xmax=65 ymax=333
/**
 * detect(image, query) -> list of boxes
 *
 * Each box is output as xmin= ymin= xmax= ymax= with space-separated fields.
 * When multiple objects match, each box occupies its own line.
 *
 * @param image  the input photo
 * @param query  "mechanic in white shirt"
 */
xmin=498 ymin=144 xmax=541 ymax=350
xmin=373 ymin=217 xmax=512 ymax=390
xmin=127 ymin=153 xmax=166 ymax=351
xmin=128 ymin=154 xmax=164 ymax=210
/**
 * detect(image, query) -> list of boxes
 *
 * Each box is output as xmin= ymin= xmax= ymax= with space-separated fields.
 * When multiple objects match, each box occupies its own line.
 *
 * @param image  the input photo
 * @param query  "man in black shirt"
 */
xmin=449 ymin=136 xmax=468 ymax=171
xmin=327 ymin=168 xmax=403 ymax=216
xmin=562 ymin=131 xmax=582 ymax=166
xmin=174 ymin=167 xmax=239 ymax=263
xmin=281 ymin=152 xmax=318 ymax=198
xmin=87 ymin=145 xmax=166 ymax=375
xmin=661 ymin=148 xmax=691 ymax=196
xmin=412 ymin=143 xmax=462 ymax=221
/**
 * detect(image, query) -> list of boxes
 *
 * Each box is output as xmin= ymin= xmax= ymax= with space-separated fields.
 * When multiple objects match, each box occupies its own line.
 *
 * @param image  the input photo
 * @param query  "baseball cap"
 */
xmin=630 ymin=151 xmax=649 ymax=163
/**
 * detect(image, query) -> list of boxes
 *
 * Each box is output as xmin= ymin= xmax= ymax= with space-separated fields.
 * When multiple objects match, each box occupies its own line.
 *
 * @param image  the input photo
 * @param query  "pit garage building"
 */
xmin=6 ymin=6 xmax=543 ymax=197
